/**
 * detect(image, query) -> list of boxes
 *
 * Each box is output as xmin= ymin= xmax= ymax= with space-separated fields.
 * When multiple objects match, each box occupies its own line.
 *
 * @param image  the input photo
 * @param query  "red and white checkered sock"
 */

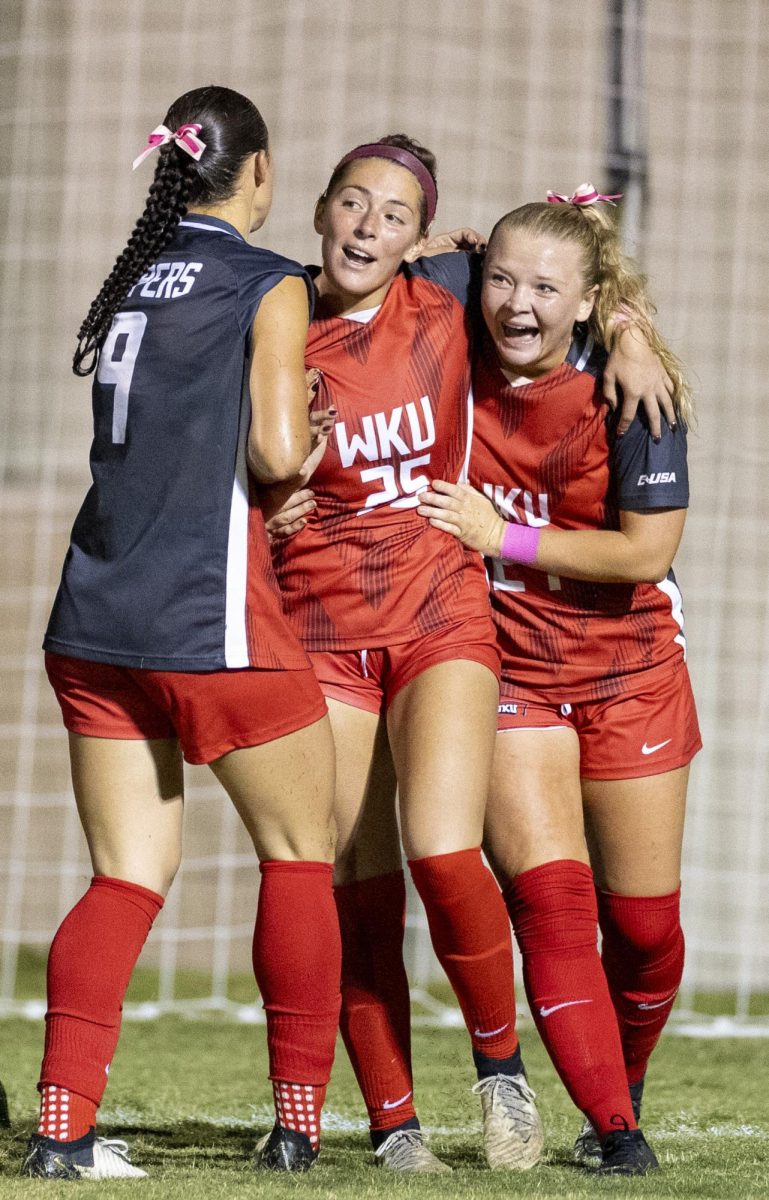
xmin=38 ymin=1084 xmax=95 ymax=1142
xmin=272 ymin=1081 xmax=325 ymax=1151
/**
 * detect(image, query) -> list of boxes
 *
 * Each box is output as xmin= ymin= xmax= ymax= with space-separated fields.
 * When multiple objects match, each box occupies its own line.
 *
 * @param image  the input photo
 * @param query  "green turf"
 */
xmin=1 ymin=1013 xmax=767 ymax=1199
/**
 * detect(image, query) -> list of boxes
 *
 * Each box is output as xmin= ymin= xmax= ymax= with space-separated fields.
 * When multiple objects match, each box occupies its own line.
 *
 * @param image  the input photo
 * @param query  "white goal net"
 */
xmin=1 ymin=0 xmax=767 ymax=1033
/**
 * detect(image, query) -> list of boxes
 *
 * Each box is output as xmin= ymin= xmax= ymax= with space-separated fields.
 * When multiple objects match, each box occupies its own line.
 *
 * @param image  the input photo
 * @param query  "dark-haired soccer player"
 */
xmin=25 ymin=86 xmax=339 ymax=1180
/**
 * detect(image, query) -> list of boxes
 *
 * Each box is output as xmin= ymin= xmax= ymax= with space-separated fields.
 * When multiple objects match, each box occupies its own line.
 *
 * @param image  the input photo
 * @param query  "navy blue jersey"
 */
xmin=406 ymin=250 xmax=480 ymax=310
xmin=45 ymin=216 xmax=312 ymax=672
xmin=608 ymin=409 xmax=689 ymax=510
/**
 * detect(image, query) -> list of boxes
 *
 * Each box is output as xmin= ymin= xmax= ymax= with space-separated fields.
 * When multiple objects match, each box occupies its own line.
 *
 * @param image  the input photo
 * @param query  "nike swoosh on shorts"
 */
xmin=641 ymin=739 xmax=672 ymax=755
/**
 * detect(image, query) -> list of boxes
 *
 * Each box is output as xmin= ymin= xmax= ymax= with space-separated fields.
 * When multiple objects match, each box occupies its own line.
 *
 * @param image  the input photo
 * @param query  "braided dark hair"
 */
xmin=321 ymin=133 xmax=438 ymax=235
xmin=73 ymin=86 xmax=269 ymax=375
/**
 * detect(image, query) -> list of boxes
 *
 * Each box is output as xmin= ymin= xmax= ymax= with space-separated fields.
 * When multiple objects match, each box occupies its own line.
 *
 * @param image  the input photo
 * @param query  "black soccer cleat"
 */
xmin=574 ymin=1074 xmax=646 ymax=1164
xmin=21 ymin=1129 xmax=147 ymax=1179
xmin=253 ymin=1123 xmax=317 ymax=1172
xmin=597 ymin=1127 xmax=658 ymax=1176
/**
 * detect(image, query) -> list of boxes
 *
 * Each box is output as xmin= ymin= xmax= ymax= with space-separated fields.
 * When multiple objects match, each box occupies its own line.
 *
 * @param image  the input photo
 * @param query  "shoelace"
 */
xmin=376 ymin=1130 xmax=425 ymax=1164
xmin=473 ymin=1074 xmax=539 ymax=1128
xmin=95 ymin=1138 xmax=133 ymax=1161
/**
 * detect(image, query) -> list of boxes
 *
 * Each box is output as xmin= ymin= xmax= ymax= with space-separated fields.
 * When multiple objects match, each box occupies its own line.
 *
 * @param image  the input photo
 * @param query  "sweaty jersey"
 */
xmin=470 ymin=335 xmax=690 ymax=701
xmin=271 ymin=254 xmax=491 ymax=651
xmin=44 ymin=215 xmax=312 ymax=672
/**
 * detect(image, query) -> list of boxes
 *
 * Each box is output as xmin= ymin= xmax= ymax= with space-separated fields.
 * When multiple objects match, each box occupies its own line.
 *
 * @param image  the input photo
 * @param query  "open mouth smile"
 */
xmin=501 ymin=321 xmax=539 ymax=342
xmin=342 ymin=245 xmax=376 ymax=266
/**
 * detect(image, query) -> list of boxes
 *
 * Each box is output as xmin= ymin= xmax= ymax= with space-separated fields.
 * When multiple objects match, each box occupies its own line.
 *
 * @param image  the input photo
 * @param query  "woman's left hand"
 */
xmin=422 ymin=228 xmax=487 ymax=257
xmin=604 ymin=326 xmax=676 ymax=439
xmin=417 ymin=479 xmax=505 ymax=556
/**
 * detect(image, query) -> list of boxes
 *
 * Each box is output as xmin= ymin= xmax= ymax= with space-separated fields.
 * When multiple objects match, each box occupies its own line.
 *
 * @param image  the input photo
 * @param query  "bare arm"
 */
xmin=602 ymin=325 xmax=676 ymax=440
xmin=533 ymin=507 xmax=685 ymax=583
xmin=417 ymin=479 xmax=685 ymax=584
xmin=246 ymin=275 xmax=312 ymax=484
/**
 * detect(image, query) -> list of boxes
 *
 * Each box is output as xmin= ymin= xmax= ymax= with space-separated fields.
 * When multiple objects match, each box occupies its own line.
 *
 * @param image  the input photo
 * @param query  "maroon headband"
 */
xmin=334 ymin=142 xmax=438 ymax=226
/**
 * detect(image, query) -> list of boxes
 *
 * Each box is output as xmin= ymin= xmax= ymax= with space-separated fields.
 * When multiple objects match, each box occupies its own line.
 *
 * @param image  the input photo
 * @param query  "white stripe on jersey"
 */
xmin=458 ymin=384 xmax=474 ymax=483
xmin=573 ymin=332 xmax=595 ymax=373
xmin=224 ymin=368 xmax=252 ymax=668
xmin=655 ymin=574 xmax=687 ymax=659
xmin=178 ymin=219 xmax=242 ymax=239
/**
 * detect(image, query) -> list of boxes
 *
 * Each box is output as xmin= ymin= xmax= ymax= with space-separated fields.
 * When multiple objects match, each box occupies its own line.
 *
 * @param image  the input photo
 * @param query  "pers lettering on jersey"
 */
xmin=126 ymin=260 xmax=203 ymax=301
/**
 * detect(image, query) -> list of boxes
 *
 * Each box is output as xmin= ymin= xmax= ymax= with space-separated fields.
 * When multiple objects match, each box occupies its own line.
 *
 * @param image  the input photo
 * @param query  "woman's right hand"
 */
xmin=265 ymin=486 xmax=317 ymax=541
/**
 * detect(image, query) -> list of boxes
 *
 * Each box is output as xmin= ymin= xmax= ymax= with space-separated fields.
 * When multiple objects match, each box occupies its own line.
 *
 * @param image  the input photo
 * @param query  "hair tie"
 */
xmin=334 ymin=142 xmax=437 ymax=225
xmin=132 ymin=123 xmax=206 ymax=171
xmin=546 ymin=182 xmax=622 ymax=207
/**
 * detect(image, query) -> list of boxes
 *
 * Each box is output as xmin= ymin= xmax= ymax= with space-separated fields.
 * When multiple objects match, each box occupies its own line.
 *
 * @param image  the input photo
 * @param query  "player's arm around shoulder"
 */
xmin=247 ymin=274 xmax=311 ymax=484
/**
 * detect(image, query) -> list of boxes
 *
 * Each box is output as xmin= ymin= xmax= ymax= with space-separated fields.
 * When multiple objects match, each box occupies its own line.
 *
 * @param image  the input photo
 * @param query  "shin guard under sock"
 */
xmin=253 ymin=861 xmax=341 ymax=1091
xmin=504 ymin=861 xmax=636 ymax=1136
xmin=40 ymin=875 xmax=163 ymax=1110
xmin=334 ymin=872 xmax=416 ymax=1132
xmin=408 ymin=849 xmax=519 ymax=1062
xmin=598 ymin=887 xmax=684 ymax=1085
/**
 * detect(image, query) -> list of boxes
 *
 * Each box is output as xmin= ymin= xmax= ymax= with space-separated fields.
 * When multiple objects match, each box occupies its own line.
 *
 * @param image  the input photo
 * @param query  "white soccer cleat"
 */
xmin=78 ymin=1138 xmax=148 ymax=1179
xmin=472 ymin=1072 xmax=544 ymax=1170
xmin=22 ymin=1132 xmax=148 ymax=1179
xmin=374 ymin=1128 xmax=452 ymax=1172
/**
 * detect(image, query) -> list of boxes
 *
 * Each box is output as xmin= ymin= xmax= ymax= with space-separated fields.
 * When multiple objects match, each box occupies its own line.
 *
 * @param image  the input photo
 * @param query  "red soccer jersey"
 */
xmin=272 ymin=268 xmax=490 ymax=650
xmin=469 ymin=344 xmax=690 ymax=702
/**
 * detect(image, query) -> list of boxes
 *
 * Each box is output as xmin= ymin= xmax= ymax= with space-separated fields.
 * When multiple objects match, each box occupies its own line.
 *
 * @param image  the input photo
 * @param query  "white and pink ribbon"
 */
xmin=546 ymin=182 xmax=623 ymax=206
xmin=132 ymin=123 xmax=206 ymax=171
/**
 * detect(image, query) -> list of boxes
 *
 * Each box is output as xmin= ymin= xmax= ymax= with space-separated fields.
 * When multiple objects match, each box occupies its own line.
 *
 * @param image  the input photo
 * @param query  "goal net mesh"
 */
xmin=1 ymin=0 xmax=767 ymax=1032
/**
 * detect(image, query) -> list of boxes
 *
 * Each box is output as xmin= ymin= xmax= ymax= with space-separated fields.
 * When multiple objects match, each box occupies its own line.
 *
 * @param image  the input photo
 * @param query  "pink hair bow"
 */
xmin=546 ymin=182 xmax=622 ymax=206
xmin=132 ymin=123 xmax=206 ymax=171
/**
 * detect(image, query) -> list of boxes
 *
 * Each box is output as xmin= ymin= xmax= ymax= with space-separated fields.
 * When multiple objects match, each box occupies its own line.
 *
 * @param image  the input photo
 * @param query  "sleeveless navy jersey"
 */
xmin=44 ymin=215 xmax=313 ymax=672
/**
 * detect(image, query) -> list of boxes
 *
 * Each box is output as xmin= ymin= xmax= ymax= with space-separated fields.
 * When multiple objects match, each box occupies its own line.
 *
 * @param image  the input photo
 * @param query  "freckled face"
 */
xmin=315 ymin=158 xmax=425 ymax=313
xmin=481 ymin=228 xmax=596 ymax=380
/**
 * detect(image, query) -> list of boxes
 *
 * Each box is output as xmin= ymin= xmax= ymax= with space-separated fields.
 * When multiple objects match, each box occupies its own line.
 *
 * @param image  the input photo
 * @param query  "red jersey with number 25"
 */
xmin=469 ymin=338 xmax=690 ymax=702
xmin=272 ymin=263 xmax=490 ymax=651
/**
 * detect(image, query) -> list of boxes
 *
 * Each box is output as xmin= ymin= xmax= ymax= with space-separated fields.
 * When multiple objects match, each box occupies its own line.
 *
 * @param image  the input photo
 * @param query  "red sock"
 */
xmin=38 ymin=1085 xmax=95 ymax=1142
xmin=272 ymin=1081 xmax=326 ymax=1151
xmin=253 ymin=862 xmax=341 ymax=1095
xmin=408 ymin=849 xmax=519 ymax=1060
xmin=504 ymin=861 xmax=635 ymax=1136
xmin=334 ymin=872 xmax=416 ymax=1132
xmin=598 ymin=887 xmax=684 ymax=1085
xmin=39 ymin=875 xmax=163 ymax=1122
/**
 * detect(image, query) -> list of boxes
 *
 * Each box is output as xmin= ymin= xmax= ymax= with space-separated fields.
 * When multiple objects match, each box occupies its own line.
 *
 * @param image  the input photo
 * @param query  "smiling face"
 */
xmin=481 ymin=227 xmax=597 ymax=381
xmin=314 ymin=158 xmax=426 ymax=314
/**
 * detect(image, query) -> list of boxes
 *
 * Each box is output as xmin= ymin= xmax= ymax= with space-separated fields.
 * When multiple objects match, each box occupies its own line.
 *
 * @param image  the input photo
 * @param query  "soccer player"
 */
xmin=22 ymin=86 xmax=340 ymax=1180
xmin=263 ymin=146 xmax=673 ymax=1173
xmin=418 ymin=190 xmax=699 ymax=1176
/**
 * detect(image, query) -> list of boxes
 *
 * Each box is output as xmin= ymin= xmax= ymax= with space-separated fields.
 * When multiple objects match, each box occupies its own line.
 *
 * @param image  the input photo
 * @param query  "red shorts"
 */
xmin=309 ymin=615 xmax=500 ymax=715
xmin=497 ymin=661 xmax=701 ymax=780
xmin=45 ymin=652 xmax=327 ymax=766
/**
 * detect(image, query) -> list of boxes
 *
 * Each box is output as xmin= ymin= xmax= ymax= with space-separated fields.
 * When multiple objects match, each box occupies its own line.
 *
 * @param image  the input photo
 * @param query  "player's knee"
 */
xmin=598 ymin=889 xmax=683 ymax=961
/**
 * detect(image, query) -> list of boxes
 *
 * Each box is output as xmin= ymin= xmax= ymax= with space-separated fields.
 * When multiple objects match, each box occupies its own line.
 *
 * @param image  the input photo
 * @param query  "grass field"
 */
xmin=0 ymin=1001 xmax=767 ymax=1200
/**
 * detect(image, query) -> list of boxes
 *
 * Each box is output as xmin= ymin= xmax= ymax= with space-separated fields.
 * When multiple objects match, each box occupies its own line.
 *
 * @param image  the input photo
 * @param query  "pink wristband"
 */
xmin=500 ymin=522 xmax=541 ymax=565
